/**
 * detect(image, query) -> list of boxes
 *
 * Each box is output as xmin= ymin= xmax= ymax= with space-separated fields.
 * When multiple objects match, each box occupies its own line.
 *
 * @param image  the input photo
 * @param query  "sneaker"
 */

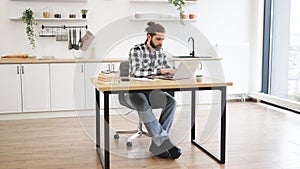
xmin=149 ymin=139 xmax=182 ymax=159
xmin=161 ymin=139 xmax=182 ymax=159
xmin=149 ymin=141 xmax=172 ymax=159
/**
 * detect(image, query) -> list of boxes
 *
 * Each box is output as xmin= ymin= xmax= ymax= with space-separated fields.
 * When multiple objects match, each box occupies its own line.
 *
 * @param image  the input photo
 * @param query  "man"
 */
xmin=128 ymin=22 xmax=182 ymax=159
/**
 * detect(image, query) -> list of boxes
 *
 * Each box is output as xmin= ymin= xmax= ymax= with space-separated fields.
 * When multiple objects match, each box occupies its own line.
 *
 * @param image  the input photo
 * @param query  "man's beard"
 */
xmin=150 ymin=39 xmax=162 ymax=50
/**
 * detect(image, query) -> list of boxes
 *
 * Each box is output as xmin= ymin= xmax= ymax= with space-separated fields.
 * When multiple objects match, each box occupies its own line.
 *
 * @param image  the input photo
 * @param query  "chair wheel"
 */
xmin=126 ymin=142 xmax=132 ymax=148
xmin=114 ymin=134 xmax=119 ymax=140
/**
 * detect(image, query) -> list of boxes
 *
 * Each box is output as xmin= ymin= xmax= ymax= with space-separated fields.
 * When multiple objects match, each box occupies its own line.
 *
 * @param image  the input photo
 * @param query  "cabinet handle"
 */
xmin=17 ymin=66 xmax=20 ymax=74
xmin=81 ymin=64 xmax=84 ymax=73
xmin=112 ymin=64 xmax=115 ymax=71
xmin=108 ymin=64 xmax=111 ymax=71
xmin=21 ymin=66 xmax=24 ymax=74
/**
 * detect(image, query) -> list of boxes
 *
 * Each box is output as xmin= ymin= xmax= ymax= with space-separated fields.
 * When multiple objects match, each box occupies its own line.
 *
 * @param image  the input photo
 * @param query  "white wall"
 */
xmin=0 ymin=0 xmax=264 ymax=95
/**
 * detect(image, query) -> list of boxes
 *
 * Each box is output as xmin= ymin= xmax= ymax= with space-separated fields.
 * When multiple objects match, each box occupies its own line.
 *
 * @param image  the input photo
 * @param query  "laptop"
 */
xmin=150 ymin=61 xmax=200 ymax=80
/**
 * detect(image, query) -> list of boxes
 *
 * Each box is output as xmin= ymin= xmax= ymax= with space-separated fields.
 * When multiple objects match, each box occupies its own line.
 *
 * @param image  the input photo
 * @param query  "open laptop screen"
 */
xmin=149 ymin=61 xmax=200 ymax=80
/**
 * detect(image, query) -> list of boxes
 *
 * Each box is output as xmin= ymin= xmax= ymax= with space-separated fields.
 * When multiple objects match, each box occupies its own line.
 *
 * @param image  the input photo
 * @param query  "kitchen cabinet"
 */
xmin=0 ymin=65 xmax=22 ymax=113
xmin=0 ymin=59 xmax=124 ymax=114
xmin=85 ymin=62 xmax=101 ymax=110
xmin=0 ymin=64 xmax=50 ymax=114
xmin=22 ymin=64 xmax=51 ymax=112
xmin=50 ymin=63 xmax=85 ymax=111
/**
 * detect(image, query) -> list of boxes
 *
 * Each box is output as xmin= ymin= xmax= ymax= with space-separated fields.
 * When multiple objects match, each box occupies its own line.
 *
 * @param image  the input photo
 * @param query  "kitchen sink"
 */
xmin=173 ymin=56 xmax=212 ymax=58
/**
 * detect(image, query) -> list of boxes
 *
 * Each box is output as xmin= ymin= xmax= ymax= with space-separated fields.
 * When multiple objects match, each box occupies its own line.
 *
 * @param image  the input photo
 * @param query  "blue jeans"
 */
xmin=128 ymin=90 xmax=177 ymax=146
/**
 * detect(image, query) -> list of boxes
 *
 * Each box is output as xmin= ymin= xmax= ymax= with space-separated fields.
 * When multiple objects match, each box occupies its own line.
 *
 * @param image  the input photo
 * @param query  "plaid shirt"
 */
xmin=129 ymin=43 xmax=172 ymax=77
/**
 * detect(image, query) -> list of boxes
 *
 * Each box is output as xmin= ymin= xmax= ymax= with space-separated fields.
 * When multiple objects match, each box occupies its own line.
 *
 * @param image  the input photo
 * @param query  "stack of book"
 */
xmin=98 ymin=72 xmax=119 ymax=83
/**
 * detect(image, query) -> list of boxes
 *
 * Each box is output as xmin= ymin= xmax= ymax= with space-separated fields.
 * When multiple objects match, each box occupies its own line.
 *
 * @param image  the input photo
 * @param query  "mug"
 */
xmin=69 ymin=14 xmax=76 ymax=18
xmin=189 ymin=14 xmax=196 ymax=19
xmin=54 ymin=14 xmax=61 ymax=18
xmin=43 ymin=11 xmax=50 ymax=18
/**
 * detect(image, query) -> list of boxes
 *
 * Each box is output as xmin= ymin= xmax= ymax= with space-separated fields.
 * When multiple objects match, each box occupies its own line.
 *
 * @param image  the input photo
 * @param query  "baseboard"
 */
xmin=248 ymin=92 xmax=300 ymax=113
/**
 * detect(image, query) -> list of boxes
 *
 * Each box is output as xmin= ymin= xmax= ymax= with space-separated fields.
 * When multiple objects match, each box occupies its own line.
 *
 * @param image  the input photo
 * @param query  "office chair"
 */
xmin=114 ymin=61 xmax=175 ymax=148
xmin=114 ymin=61 xmax=149 ymax=148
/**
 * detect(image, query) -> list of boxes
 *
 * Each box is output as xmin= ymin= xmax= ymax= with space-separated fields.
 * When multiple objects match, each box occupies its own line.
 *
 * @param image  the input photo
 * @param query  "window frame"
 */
xmin=262 ymin=0 xmax=300 ymax=113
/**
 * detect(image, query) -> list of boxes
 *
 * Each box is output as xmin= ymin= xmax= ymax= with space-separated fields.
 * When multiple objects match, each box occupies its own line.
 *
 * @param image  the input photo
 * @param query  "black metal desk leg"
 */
xmin=191 ymin=90 xmax=196 ymax=141
xmin=191 ymin=87 xmax=227 ymax=164
xmin=220 ymin=87 xmax=226 ymax=164
xmin=104 ymin=92 xmax=110 ymax=169
xmin=95 ymin=89 xmax=100 ymax=148
xmin=95 ymin=89 xmax=105 ymax=168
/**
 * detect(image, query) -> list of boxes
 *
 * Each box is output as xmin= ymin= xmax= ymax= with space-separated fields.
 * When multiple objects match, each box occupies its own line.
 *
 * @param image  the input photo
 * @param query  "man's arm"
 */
xmin=160 ymin=52 xmax=175 ymax=75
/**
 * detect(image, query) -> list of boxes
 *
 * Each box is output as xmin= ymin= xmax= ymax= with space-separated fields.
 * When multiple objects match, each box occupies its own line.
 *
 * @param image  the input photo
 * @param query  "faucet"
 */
xmin=188 ymin=37 xmax=195 ymax=57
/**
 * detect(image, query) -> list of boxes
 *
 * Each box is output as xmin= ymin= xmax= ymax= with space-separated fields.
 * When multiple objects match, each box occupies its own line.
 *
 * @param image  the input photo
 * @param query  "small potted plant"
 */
xmin=196 ymin=74 xmax=203 ymax=82
xmin=21 ymin=8 xmax=37 ymax=49
xmin=168 ymin=0 xmax=185 ymax=19
xmin=81 ymin=9 xmax=88 ymax=19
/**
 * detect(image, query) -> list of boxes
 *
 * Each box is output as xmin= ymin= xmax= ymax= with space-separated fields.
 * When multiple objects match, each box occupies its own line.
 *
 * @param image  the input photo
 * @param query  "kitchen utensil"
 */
xmin=78 ymin=29 xmax=83 ymax=48
xmin=68 ymin=29 xmax=73 ymax=50
xmin=72 ymin=29 xmax=79 ymax=50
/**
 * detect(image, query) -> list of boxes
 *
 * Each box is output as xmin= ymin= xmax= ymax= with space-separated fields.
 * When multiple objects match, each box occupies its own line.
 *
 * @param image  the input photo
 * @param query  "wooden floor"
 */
xmin=1 ymin=102 xmax=300 ymax=169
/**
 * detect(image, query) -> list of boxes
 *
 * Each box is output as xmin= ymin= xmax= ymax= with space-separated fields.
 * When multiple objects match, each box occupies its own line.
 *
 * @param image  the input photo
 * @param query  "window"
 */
xmin=262 ymin=0 xmax=300 ymax=110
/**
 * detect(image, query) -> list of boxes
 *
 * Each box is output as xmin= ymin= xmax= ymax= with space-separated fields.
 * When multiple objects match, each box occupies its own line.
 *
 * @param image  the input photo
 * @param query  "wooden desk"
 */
xmin=92 ymin=77 xmax=233 ymax=169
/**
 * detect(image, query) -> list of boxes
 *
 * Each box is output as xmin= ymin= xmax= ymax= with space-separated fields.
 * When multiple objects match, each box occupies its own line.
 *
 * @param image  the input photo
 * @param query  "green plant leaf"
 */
xmin=168 ymin=0 xmax=185 ymax=22
xmin=21 ymin=8 xmax=36 ymax=49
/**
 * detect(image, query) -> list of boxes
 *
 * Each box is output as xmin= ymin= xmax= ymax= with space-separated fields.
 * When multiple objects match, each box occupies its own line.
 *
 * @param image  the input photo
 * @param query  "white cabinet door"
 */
xmin=85 ymin=62 xmax=102 ymax=109
xmin=74 ymin=63 xmax=85 ymax=110
xmin=21 ymin=64 xmax=51 ymax=112
xmin=0 ymin=64 xmax=22 ymax=113
xmin=50 ymin=63 xmax=85 ymax=111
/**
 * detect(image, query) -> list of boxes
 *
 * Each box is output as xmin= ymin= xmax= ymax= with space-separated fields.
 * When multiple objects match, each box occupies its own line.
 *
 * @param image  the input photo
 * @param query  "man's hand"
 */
xmin=161 ymin=68 xmax=175 ymax=75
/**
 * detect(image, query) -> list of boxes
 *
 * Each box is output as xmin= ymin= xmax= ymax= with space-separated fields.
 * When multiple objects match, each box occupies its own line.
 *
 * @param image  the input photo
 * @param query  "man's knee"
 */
xmin=129 ymin=93 xmax=150 ymax=112
xmin=169 ymin=96 xmax=177 ymax=107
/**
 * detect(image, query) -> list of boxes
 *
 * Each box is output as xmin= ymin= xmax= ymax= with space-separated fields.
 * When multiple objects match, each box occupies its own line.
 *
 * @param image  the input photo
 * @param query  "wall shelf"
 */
xmin=130 ymin=18 xmax=197 ymax=22
xmin=11 ymin=0 xmax=87 ymax=2
xmin=129 ymin=0 xmax=198 ymax=22
xmin=10 ymin=17 xmax=87 ymax=21
xmin=130 ymin=0 xmax=197 ymax=4
xmin=131 ymin=12 xmax=197 ymax=22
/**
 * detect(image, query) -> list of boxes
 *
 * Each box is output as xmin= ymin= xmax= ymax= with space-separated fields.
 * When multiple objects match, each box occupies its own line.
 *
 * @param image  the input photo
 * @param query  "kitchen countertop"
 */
xmin=0 ymin=57 xmax=221 ymax=64
xmin=0 ymin=58 xmax=126 ymax=64
xmin=168 ymin=57 xmax=222 ymax=61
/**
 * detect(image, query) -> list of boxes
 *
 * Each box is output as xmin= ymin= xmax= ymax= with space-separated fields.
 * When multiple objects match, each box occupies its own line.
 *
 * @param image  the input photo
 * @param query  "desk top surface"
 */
xmin=91 ymin=77 xmax=233 ymax=92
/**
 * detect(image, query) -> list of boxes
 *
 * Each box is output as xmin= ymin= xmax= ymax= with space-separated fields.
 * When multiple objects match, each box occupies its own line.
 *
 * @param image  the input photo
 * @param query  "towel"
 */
xmin=80 ymin=31 xmax=95 ymax=51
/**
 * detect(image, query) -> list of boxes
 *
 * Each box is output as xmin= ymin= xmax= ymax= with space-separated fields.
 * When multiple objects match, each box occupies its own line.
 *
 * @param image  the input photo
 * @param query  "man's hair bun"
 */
xmin=145 ymin=21 xmax=165 ymax=34
xmin=147 ymin=21 xmax=155 ymax=26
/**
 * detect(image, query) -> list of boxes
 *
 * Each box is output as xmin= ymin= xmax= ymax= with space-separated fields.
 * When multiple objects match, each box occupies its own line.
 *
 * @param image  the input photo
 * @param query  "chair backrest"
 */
xmin=118 ymin=61 xmax=134 ymax=109
xmin=119 ymin=61 xmax=129 ymax=77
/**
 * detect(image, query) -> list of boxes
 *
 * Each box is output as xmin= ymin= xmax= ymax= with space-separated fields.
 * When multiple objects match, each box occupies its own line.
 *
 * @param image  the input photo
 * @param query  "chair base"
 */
xmin=114 ymin=123 xmax=149 ymax=148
